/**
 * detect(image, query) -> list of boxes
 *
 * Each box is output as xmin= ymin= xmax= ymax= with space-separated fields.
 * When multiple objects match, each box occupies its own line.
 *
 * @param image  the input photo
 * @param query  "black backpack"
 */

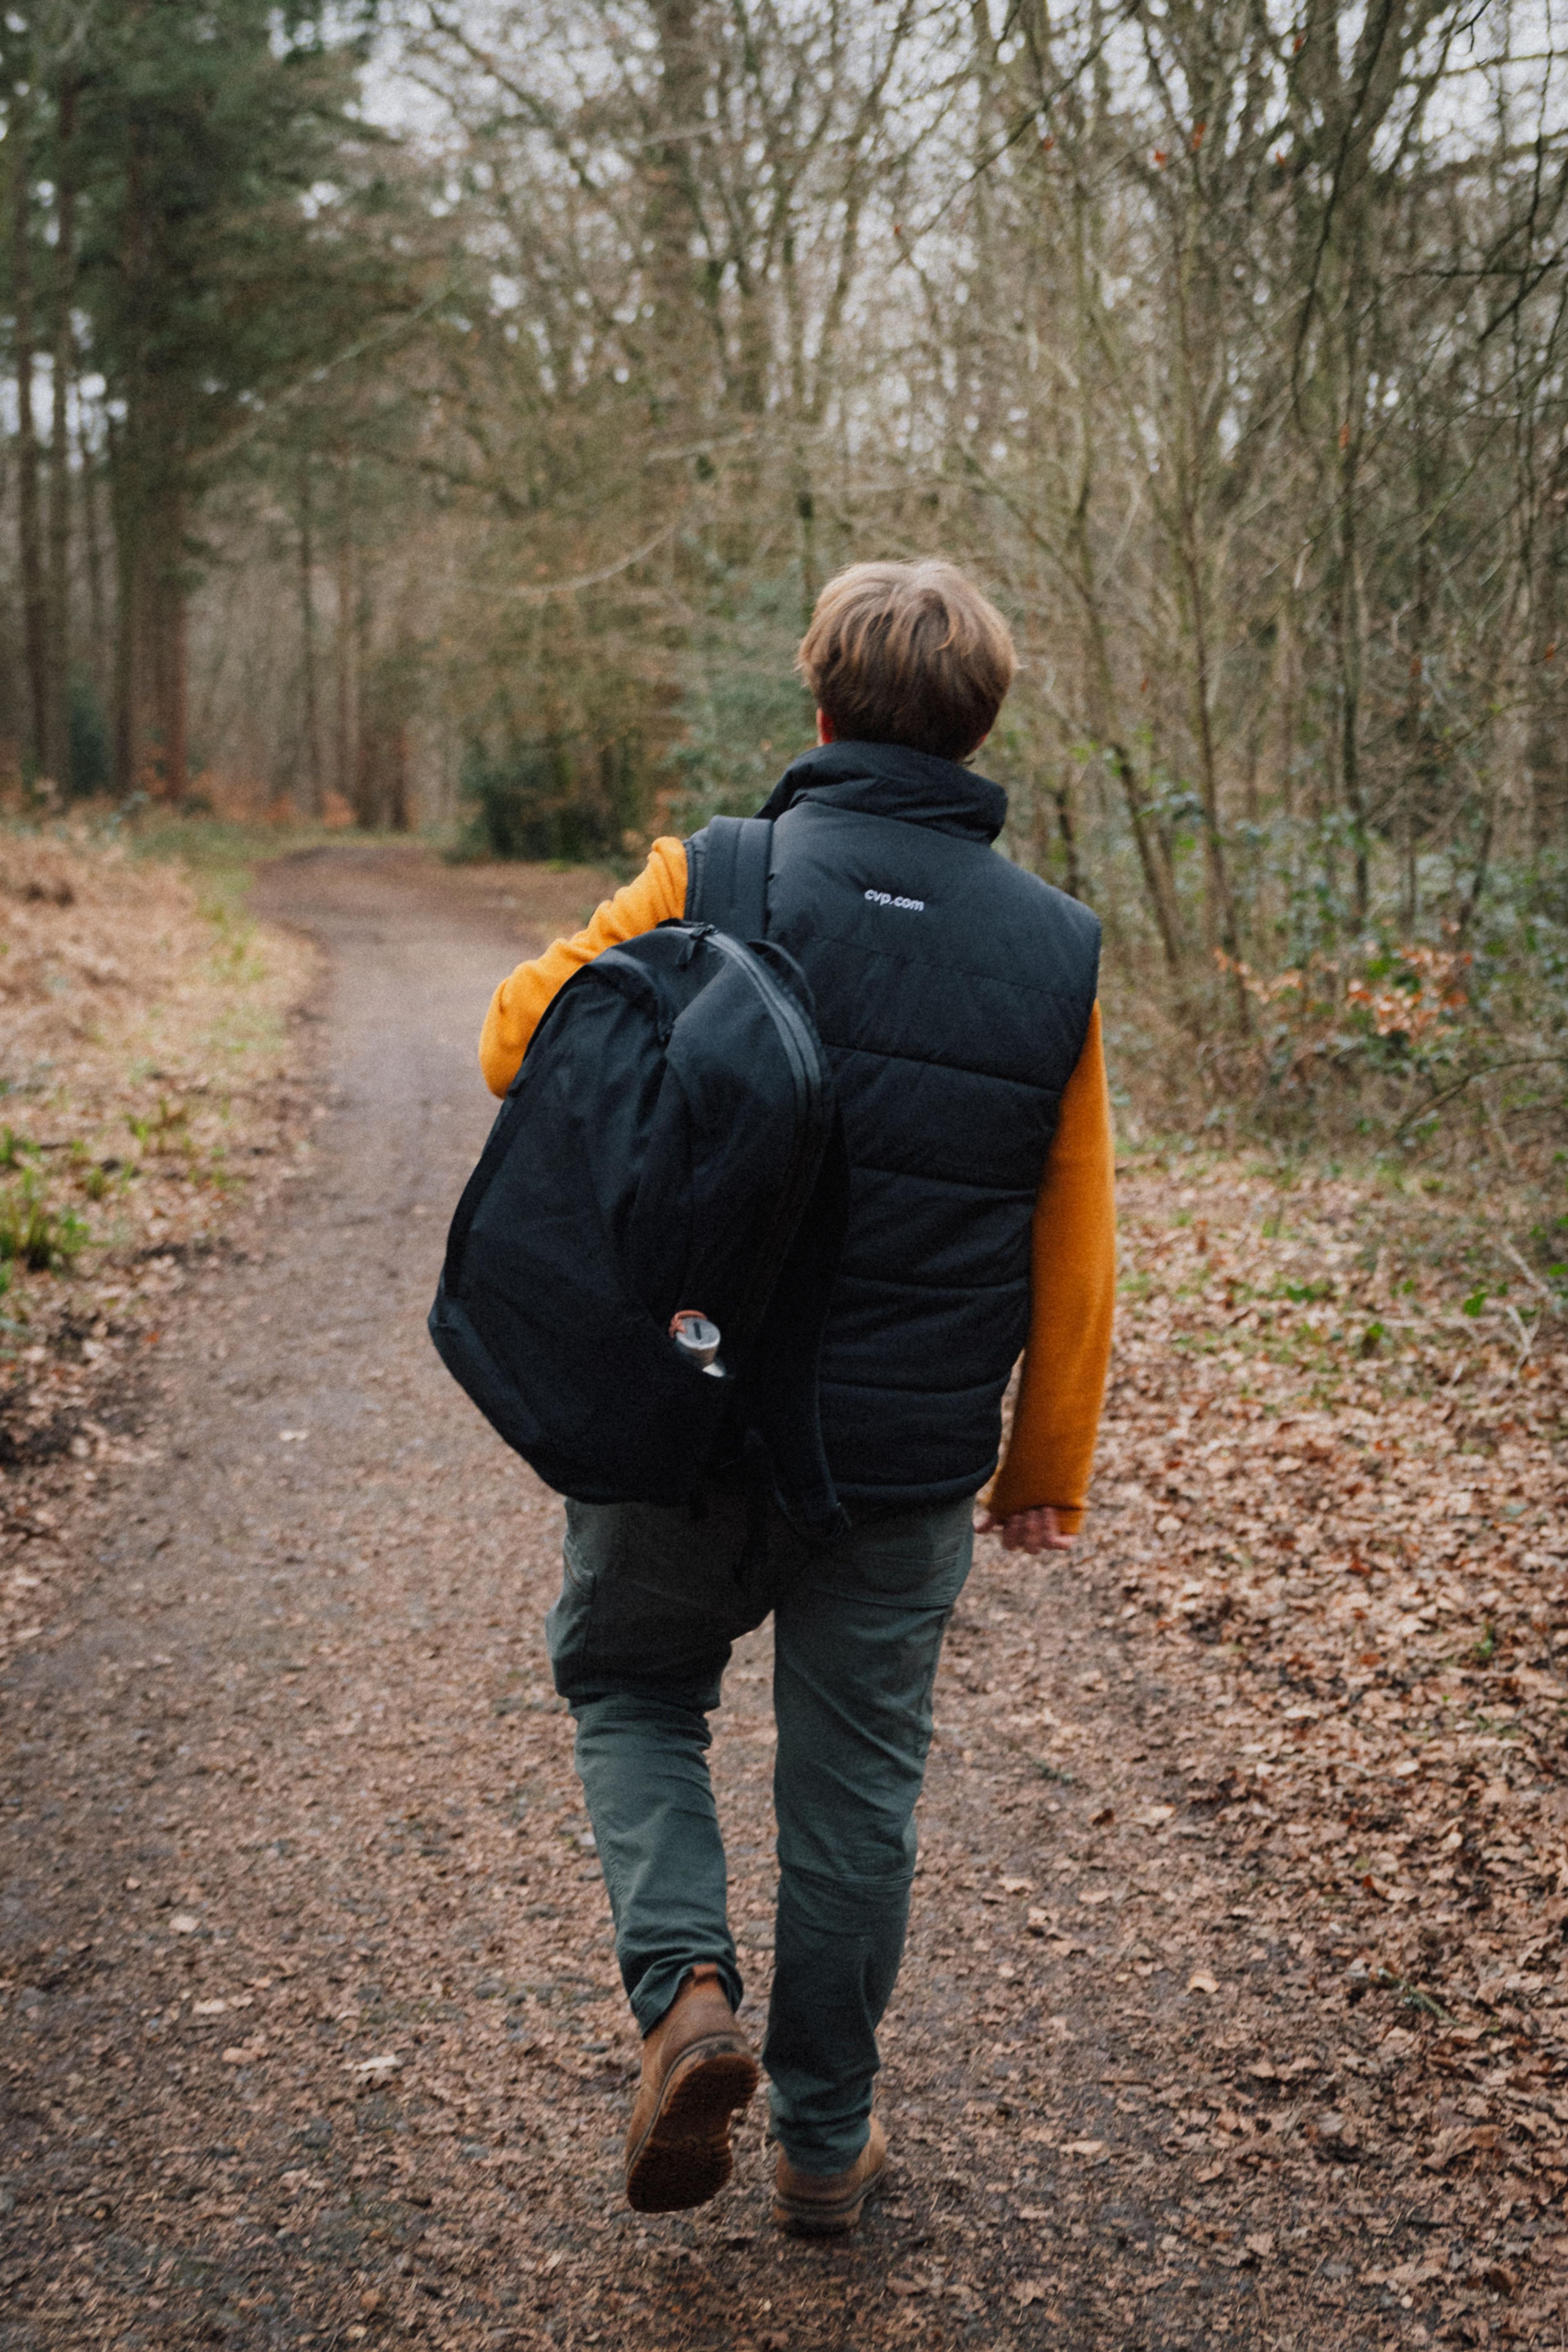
xmin=428 ymin=817 xmax=849 ymax=1537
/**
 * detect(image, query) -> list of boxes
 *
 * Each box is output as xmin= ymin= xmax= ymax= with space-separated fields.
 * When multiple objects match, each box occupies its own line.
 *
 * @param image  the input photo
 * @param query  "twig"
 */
xmin=1481 ymin=1087 xmax=1517 ymax=1169
xmin=457 ymin=521 xmax=685 ymax=603
xmin=1500 ymin=1239 xmax=1558 ymax=1309
xmin=197 ymin=285 xmax=459 ymax=471
xmin=1500 ymin=1300 xmax=1536 ymax=1382
xmin=1393 ymin=1052 xmax=1568 ymax=1139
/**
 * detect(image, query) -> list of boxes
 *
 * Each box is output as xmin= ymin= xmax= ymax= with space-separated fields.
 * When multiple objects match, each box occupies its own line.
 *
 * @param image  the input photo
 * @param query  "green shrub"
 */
xmin=456 ymin=735 xmax=644 ymax=863
xmin=0 ymin=1178 xmax=89 ymax=1272
xmin=665 ymin=572 xmax=815 ymax=828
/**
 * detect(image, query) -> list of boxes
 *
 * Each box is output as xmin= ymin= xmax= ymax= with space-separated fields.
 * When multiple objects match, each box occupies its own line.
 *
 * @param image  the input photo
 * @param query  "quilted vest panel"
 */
xmin=693 ymin=740 xmax=1101 ymax=1507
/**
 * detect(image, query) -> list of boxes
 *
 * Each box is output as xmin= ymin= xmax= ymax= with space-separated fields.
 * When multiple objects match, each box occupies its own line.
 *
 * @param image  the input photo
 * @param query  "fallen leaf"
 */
xmin=1187 ymin=1969 xmax=1219 ymax=1995
xmin=169 ymin=1913 xmax=199 ymax=1935
xmin=1426 ymin=2125 xmax=1470 ymax=2171
xmin=351 ymin=2052 xmax=402 ymax=2079
xmin=1061 ymin=2138 xmax=1108 ymax=2157
xmin=1012 ymin=2279 xmax=1050 ymax=2306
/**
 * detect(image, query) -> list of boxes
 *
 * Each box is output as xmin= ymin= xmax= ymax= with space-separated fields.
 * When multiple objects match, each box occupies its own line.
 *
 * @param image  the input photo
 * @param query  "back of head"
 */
xmin=796 ymin=560 xmax=1017 ymax=762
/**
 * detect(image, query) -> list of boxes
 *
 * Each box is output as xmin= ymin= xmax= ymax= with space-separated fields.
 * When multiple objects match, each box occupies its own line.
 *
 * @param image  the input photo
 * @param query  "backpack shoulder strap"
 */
xmin=684 ymin=815 xmax=773 ymax=940
xmin=745 ymin=1107 xmax=851 ymax=1545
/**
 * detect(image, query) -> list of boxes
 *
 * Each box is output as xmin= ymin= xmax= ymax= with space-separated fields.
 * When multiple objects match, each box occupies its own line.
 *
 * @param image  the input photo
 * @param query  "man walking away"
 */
xmin=477 ymin=561 xmax=1115 ymax=2234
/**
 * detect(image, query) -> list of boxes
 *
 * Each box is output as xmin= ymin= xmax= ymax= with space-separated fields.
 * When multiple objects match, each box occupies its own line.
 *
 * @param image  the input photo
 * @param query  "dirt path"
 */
xmin=3 ymin=848 xmax=1561 ymax=2352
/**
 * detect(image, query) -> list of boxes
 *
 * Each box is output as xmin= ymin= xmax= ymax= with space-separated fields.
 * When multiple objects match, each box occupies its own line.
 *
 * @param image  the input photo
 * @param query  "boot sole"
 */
xmin=625 ymin=2039 xmax=761 ymax=2214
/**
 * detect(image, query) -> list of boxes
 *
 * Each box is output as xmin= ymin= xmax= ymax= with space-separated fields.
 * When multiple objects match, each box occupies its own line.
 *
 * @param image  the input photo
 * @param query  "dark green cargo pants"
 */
xmin=546 ymin=1487 xmax=974 ymax=2174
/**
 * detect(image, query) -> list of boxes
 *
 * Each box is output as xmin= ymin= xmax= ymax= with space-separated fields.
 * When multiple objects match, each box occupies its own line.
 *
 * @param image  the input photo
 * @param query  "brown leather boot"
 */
xmin=624 ymin=1964 xmax=760 ymax=2214
xmin=773 ymin=2114 xmax=889 ymax=2236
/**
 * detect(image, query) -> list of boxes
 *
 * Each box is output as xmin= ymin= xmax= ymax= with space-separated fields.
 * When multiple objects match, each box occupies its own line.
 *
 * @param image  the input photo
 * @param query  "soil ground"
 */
xmin=3 ymin=846 xmax=1566 ymax=2352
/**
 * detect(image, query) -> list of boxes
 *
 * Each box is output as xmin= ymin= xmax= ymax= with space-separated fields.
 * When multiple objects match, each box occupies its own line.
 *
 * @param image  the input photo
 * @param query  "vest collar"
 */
xmin=757 ymin=740 xmax=1008 ymax=843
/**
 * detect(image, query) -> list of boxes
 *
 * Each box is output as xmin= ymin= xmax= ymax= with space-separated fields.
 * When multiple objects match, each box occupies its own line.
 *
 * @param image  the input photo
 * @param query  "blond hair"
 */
xmin=796 ymin=560 xmax=1016 ymax=760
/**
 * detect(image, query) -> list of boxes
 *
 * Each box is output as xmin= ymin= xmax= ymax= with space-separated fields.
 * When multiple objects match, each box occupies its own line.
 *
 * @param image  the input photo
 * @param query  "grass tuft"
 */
xmin=0 ymin=1178 xmax=89 ymax=1272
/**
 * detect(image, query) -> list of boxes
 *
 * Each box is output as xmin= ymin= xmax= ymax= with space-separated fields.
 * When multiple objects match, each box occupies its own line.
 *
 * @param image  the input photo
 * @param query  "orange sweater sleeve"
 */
xmin=984 ymin=1002 xmax=1116 ymax=1532
xmin=478 ymin=837 xmax=689 ymax=1096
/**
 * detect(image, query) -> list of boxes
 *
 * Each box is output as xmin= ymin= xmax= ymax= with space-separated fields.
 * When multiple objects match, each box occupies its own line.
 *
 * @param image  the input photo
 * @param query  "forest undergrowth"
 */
xmin=0 ymin=822 xmax=319 ymax=1591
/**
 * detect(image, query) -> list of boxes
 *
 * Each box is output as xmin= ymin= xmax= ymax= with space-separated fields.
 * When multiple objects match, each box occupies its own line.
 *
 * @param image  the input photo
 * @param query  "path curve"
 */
xmin=3 ymin=847 xmax=1383 ymax=2350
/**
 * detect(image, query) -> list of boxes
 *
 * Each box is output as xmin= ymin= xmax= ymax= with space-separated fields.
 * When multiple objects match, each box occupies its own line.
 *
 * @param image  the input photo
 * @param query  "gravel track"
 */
xmin=2 ymin=847 xmax=1530 ymax=2352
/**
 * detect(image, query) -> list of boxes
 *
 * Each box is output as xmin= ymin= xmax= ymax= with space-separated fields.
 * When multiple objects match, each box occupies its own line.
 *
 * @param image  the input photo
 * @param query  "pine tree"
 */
xmin=69 ymin=0 xmax=394 ymax=796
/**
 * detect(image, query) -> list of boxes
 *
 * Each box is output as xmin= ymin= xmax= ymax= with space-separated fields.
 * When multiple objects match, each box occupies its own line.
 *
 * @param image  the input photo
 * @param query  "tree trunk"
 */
xmin=161 ymin=503 xmax=189 ymax=800
xmin=1066 ymin=158 xmax=1187 ymax=982
xmin=1053 ymin=771 xmax=1085 ymax=903
xmin=109 ymin=413 xmax=141 ymax=800
xmin=111 ymin=461 xmax=186 ymax=805
xmin=1527 ymin=443 xmax=1568 ymax=855
xmin=644 ymin=0 xmax=709 ymax=420
xmin=1335 ymin=423 xmax=1370 ymax=930
xmin=116 ymin=528 xmax=159 ymax=800
xmin=297 ymin=452 xmax=323 ymax=816
xmin=78 ymin=404 xmax=108 ymax=694
xmin=1170 ymin=261 xmax=1246 ymax=1009
xmin=352 ymin=541 xmax=375 ymax=826
xmin=1069 ymin=468 xmax=1185 ymax=976
xmin=1177 ymin=519 xmax=1249 ymax=1027
xmin=45 ymin=74 xmax=78 ymax=793
xmin=0 ymin=421 xmax=14 ymax=779
xmin=11 ymin=92 xmax=50 ymax=782
xmin=148 ymin=508 xmax=174 ymax=799
xmin=387 ymin=720 xmax=410 ymax=832
xmin=334 ymin=455 xmax=360 ymax=818
xmin=111 ymin=140 xmax=153 ymax=801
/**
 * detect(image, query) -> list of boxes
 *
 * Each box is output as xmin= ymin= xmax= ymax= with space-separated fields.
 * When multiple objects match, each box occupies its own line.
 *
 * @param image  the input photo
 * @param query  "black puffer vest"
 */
xmin=687 ymin=741 xmax=1101 ymax=1508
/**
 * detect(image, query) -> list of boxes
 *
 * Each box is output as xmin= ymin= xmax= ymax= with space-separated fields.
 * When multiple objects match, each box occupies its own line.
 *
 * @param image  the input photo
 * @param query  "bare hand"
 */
xmin=974 ymin=1504 xmax=1074 ymax=1555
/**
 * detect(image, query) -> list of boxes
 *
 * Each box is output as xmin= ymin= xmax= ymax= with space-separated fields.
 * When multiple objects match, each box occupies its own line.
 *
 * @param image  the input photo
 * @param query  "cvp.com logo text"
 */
xmin=864 ymin=890 xmax=925 ymax=911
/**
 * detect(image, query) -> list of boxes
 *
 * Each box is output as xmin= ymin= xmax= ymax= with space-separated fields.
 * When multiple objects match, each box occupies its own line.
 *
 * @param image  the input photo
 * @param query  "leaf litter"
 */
xmin=0 ymin=827 xmax=318 ymax=1549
